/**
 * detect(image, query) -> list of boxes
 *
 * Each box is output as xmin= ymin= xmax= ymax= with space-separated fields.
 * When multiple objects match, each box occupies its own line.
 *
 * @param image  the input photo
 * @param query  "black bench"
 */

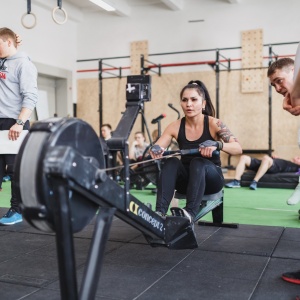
xmin=241 ymin=171 xmax=299 ymax=189
xmin=173 ymin=190 xmax=238 ymax=228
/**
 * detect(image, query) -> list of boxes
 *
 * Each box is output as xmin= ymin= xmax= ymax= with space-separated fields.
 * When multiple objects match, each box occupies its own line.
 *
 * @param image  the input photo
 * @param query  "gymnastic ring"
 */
xmin=21 ymin=12 xmax=37 ymax=29
xmin=52 ymin=6 xmax=68 ymax=25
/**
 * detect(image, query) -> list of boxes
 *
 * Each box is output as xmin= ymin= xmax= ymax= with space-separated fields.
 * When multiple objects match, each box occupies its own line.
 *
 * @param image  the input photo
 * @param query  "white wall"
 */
xmin=3 ymin=0 xmax=300 ymax=93
xmin=3 ymin=0 xmax=81 ymax=106
xmin=3 ymin=0 xmax=79 ymax=70
xmin=77 ymin=0 xmax=300 ymax=75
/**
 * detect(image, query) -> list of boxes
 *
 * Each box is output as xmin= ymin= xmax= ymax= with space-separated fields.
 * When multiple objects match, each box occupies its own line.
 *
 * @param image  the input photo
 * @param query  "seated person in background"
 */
xmin=129 ymin=131 xmax=149 ymax=162
xmin=101 ymin=123 xmax=112 ymax=141
xmin=100 ymin=123 xmax=123 ymax=177
xmin=100 ymin=123 xmax=115 ymax=171
xmin=225 ymin=154 xmax=300 ymax=190
xmin=126 ymin=131 xmax=149 ymax=189
xmin=150 ymin=80 xmax=242 ymax=222
xmin=99 ymin=124 xmax=111 ymax=157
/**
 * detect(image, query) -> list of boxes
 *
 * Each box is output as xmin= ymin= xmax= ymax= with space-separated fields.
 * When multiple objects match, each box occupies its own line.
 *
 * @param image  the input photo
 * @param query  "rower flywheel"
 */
xmin=14 ymin=118 xmax=105 ymax=233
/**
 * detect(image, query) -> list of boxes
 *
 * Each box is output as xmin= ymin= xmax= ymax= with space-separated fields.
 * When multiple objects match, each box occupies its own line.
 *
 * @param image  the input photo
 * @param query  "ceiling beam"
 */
xmin=160 ymin=0 xmax=185 ymax=11
xmin=104 ymin=0 xmax=131 ymax=16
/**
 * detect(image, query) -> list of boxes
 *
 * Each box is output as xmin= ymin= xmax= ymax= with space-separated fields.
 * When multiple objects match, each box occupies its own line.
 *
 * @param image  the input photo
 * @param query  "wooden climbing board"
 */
xmin=130 ymin=40 xmax=148 ymax=75
xmin=241 ymin=29 xmax=264 ymax=93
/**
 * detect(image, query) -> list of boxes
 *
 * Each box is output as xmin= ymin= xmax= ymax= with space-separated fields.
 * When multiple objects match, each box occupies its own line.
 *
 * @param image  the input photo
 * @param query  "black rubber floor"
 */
xmin=0 ymin=207 xmax=299 ymax=300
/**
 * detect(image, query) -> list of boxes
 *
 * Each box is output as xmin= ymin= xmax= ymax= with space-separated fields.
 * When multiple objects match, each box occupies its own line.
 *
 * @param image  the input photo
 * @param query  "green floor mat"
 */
xmin=2 ymin=181 xmax=299 ymax=228
xmin=131 ymin=185 xmax=300 ymax=228
xmin=0 ymin=181 xmax=11 ymax=208
xmin=221 ymin=187 xmax=300 ymax=228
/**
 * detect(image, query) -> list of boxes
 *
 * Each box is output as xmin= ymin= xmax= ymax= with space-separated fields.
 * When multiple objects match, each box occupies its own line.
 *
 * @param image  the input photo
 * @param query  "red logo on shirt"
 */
xmin=0 ymin=72 xmax=6 ymax=79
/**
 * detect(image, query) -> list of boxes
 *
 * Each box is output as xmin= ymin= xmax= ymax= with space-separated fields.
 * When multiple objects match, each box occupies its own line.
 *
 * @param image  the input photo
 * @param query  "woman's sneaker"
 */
xmin=181 ymin=209 xmax=194 ymax=231
xmin=155 ymin=211 xmax=166 ymax=219
xmin=225 ymin=179 xmax=240 ymax=188
xmin=170 ymin=207 xmax=193 ymax=223
xmin=181 ymin=208 xmax=193 ymax=223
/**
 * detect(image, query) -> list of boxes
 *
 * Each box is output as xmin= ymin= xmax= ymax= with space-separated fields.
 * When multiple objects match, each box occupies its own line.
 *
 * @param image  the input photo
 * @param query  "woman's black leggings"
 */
xmin=156 ymin=157 xmax=224 ymax=220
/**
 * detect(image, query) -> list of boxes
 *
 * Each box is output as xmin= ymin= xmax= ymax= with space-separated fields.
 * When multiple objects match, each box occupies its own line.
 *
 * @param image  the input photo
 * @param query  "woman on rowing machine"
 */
xmin=149 ymin=80 xmax=242 ymax=222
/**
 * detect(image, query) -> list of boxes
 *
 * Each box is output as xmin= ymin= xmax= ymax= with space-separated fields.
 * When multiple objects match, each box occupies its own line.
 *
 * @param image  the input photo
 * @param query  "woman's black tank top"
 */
xmin=177 ymin=116 xmax=221 ymax=166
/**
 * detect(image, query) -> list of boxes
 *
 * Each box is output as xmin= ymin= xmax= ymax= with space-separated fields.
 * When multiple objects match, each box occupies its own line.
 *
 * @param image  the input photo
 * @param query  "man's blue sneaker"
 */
xmin=225 ymin=179 xmax=241 ymax=188
xmin=2 ymin=175 xmax=11 ymax=182
xmin=0 ymin=208 xmax=23 ymax=225
xmin=249 ymin=180 xmax=257 ymax=190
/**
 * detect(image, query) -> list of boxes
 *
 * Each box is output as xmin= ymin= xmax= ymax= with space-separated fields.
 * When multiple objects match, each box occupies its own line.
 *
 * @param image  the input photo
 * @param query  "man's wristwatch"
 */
xmin=16 ymin=119 xmax=25 ymax=126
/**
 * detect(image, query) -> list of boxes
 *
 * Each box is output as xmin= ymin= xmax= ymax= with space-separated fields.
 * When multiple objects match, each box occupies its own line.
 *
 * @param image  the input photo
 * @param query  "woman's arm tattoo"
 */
xmin=216 ymin=120 xmax=238 ymax=143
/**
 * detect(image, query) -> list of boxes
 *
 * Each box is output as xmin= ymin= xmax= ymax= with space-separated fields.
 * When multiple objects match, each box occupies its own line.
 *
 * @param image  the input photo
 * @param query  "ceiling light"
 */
xmin=89 ymin=0 xmax=116 ymax=11
xmin=188 ymin=19 xmax=205 ymax=23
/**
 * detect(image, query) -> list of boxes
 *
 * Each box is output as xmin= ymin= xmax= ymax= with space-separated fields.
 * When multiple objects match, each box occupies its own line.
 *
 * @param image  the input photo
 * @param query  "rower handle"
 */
xmin=164 ymin=149 xmax=220 ymax=157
